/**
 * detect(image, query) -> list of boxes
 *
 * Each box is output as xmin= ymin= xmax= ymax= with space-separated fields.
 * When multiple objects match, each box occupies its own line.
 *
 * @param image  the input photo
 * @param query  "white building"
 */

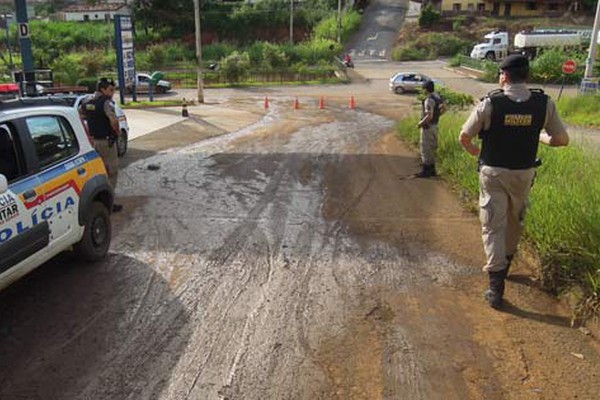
xmin=60 ymin=3 xmax=130 ymax=22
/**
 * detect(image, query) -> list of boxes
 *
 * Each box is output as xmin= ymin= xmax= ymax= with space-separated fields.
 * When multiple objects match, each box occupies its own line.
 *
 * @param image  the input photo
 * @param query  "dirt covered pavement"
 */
xmin=1 ymin=81 xmax=599 ymax=399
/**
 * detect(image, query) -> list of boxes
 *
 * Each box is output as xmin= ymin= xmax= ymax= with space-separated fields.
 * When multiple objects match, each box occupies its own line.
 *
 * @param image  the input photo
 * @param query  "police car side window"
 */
xmin=25 ymin=116 xmax=79 ymax=169
xmin=0 ymin=125 xmax=22 ymax=183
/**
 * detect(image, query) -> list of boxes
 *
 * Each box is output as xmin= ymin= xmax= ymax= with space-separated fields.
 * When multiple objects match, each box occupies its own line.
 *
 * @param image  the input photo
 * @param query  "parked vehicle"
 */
xmin=470 ymin=30 xmax=588 ymax=61
xmin=125 ymin=72 xmax=171 ymax=94
xmin=0 ymin=97 xmax=114 ymax=291
xmin=389 ymin=72 xmax=443 ymax=94
xmin=50 ymin=94 xmax=130 ymax=157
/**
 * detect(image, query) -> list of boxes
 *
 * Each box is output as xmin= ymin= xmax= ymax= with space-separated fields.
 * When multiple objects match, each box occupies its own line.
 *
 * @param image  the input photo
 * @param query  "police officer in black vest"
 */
xmin=79 ymin=78 xmax=123 ymax=212
xmin=416 ymin=80 xmax=445 ymax=177
xmin=459 ymin=54 xmax=569 ymax=309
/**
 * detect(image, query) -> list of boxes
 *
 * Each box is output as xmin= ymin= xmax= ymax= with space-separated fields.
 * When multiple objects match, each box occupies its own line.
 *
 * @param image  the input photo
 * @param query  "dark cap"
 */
xmin=423 ymin=80 xmax=434 ymax=92
xmin=499 ymin=54 xmax=529 ymax=71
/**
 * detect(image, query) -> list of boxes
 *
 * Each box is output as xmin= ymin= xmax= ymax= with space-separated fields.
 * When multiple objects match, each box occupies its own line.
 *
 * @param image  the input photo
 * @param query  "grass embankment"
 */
xmin=557 ymin=94 xmax=600 ymax=127
xmin=397 ymin=109 xmax=600 ymax=317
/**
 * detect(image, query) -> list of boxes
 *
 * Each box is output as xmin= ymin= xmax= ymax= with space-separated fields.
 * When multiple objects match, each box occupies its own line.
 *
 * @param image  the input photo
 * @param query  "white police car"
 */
xmin=0 ymin=98 xmax=114 ymax=291
xmin=48 ymin=94 xmax=129 ymax=157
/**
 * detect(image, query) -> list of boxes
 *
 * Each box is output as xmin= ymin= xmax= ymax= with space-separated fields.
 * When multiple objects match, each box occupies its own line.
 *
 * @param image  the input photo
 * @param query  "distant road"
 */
xmin=346 ymin=0 xmax=409 ymax=60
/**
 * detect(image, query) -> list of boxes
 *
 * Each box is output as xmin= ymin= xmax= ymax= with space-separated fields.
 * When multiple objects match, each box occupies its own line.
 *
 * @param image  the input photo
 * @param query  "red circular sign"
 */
xmin=562 ymin=60 xmax=577 ymax=74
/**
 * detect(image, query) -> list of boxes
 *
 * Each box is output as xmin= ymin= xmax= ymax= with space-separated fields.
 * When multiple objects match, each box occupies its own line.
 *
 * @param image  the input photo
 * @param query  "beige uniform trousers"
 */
xmin=479 ymin=165 xmax=536 ymax=272
xmin=95 ymin=138 xmax=119 ymax=190
xmin=420 ymin=124 xmax=438 ymax=165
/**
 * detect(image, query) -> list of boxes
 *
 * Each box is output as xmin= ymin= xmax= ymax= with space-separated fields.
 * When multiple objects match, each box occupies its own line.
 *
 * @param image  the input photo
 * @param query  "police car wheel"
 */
xmin=75 ymin=201 xmax=111 ymax=261
xmin=117 ymin=130 xmax=128 ymax=157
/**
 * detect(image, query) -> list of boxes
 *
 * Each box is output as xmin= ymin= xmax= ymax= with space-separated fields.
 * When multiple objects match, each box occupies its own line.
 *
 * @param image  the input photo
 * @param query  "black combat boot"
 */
xmin=484 ymin=270 xmax=506 ymax=309
xmin=415 ymin=164 xmax=436 ymax=178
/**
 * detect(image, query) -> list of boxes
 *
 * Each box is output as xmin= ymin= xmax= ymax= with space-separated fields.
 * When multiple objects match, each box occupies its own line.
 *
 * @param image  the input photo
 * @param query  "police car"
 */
xmin=47 ymin=94 xmax=129 ymax=157
xmin=0 ymin=98 xmax=114 ymax=291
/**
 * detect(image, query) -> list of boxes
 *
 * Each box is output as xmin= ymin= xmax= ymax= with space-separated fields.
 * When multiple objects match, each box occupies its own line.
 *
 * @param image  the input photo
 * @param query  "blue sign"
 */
xmin=115 ymin=15 xmax=136 ymax=104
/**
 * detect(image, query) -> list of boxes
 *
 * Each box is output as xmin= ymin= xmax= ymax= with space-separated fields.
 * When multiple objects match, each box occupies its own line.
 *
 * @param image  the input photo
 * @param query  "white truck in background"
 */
xmin=470 ymin=30 xmax=590 ymax=61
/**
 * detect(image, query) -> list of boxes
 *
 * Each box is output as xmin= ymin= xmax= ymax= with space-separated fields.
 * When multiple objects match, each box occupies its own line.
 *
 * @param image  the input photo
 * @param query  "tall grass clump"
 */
xmin=527 ymin=144 xmax=600 ymax=302
xmin=313 ymin=10 xmax=362 ymax=43
xmin=557 ymin=94 xmax=600 ymax=127
xmin=397 ymin=108 xmax=600 ymax=315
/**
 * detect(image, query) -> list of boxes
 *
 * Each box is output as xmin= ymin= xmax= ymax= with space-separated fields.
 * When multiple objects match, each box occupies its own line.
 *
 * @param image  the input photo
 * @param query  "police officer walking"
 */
xmin=416 ymin=80 xmax=445 ymax=178
xmin=459 ymin=54 xmax=569 ymax=309
xmin=80 ymin=78 xmax=123 ymax=212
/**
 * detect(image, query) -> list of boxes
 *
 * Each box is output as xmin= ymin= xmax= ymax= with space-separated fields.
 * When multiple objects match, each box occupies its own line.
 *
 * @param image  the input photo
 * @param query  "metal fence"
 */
xmin=165 ymin=69 xmax=338 ymax=88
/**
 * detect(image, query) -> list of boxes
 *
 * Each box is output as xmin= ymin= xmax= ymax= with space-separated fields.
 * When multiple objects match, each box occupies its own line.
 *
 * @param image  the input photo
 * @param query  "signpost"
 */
xmin=115 ymin=15 xmax=136 ymax=104
xmin=558 ymin=59 xmax=577 ymax=101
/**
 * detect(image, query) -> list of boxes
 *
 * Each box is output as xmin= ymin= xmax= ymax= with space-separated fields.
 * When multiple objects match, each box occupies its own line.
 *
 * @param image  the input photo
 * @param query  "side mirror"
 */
xmin=0 ymin=174 xmax=7 ymax=193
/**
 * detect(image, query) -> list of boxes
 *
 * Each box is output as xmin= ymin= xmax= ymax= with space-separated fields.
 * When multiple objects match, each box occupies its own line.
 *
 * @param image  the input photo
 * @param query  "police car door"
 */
xmin=0 ymin=123 xmax=50 ymax=277
xmin=22 ymin=114 xmax=81 ymax=249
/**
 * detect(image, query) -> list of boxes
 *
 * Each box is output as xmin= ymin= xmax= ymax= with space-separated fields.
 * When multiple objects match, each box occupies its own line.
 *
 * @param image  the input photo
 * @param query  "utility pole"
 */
xmin=289 ymin=0 xmax=294 ymax=44
xmin=337 ymin=0 xmax=342 ymax=43
xmin=193 ymin=0 xmax=204 ymax=103
xmin=581 ymin=0 xmax=600 ymax=93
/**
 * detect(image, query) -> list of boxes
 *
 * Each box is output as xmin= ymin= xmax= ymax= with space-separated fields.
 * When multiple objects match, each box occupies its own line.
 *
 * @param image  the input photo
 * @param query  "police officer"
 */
xmin=459 ymin=54 xmax=569 ymax=309
xmin=79 ymin=78 xmax=123 ymax=212
xmin=416 ymin=80 xmax=445 ymax=178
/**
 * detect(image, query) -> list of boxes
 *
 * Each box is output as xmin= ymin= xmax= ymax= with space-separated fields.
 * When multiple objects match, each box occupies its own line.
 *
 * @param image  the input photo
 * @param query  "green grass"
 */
xmin=397 ymin=111 xmax=600 ymax=316
xmin=557 ymin=94 xmax=600 ymax=128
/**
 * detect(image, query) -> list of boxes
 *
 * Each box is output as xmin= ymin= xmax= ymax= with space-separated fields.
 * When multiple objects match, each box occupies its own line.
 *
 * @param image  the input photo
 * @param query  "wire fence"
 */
xmin=165 ymin=68 xmax=340 ymax=88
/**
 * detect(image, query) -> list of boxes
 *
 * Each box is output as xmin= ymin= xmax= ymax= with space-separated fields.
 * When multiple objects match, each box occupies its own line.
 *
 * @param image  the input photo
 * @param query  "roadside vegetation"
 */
xmin=0 ymin=1 xmax=362 ymax=88
xmin=393 ymin=10 xmax=598 ymax=85
xmin=397 ymin=93 xmax=600 ymax=319
xmin=556 ymin=94 xmax=600 ymax=127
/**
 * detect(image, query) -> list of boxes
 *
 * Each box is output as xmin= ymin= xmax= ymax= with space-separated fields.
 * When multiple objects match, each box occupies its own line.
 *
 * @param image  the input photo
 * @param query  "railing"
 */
xmin=165 ymin=68 xmax=339 ymax=88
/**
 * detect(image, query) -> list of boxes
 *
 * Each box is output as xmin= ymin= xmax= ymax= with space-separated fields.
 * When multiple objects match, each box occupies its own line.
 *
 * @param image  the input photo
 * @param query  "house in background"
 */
xmin=59 ymin=2 xmax=130 ymax=22
xmin=428 ymin=0 xmax=571 ymax=17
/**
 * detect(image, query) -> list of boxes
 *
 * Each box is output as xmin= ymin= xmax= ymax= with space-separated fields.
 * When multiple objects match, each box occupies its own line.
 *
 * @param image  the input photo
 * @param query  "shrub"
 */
xmin=393 ymin=33 xmax=470 ymax=61
xmin=261 ymin=43 xmax=289 ymax=70
xmin=76 ymin=77 xmax=98 ymax=93
xmin=531 ymin=48 xmax=586 ymax=84
xmin=419 ymin=5 xmax=441 ymax=28
xmin=81 ymin=52 xmax=105 ymax=77
xmin=220 ymin=51 xmax=250 ymax=83
xmin=146 ymin=44 xmax=167 ymax=70
xmin=393 ymin=45 xmax=428 ymax=61
xmin=50 ymin=54 xmax=84 ymax=85
xmin=313 ymin=10 xmax=362 ymax=42
xmin=418 ymin=85 xmax=475 ymax=109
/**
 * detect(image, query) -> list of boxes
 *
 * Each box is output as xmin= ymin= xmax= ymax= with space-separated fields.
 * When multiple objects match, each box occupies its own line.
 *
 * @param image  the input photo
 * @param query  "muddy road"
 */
xmin=2 ymin=80 xmax=600 ymax=398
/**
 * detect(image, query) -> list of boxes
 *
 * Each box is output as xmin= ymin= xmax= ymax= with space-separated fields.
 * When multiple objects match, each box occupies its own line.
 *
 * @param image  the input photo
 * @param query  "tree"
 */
xmin=133 ymin=0 xmax=195 ymax=35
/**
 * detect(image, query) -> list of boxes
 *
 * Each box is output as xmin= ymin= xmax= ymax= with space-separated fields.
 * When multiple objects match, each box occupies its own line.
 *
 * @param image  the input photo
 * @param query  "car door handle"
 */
xmin=77 ymin=167 xmax=86 ymax=176
xmin=23 ymin=189 xmax=37 ymax=200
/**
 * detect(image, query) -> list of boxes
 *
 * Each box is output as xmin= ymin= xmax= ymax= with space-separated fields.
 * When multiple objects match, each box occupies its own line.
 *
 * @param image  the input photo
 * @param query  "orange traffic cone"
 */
xmin=349 ymin=95 xmax=356 ymax=109
xmin=319 ymin=96 xmax=325 ymax=110
xmin=294 ymin=97 xmax=300 ymax=110
xmin=264 ymin=96 xmax=270 ymax=110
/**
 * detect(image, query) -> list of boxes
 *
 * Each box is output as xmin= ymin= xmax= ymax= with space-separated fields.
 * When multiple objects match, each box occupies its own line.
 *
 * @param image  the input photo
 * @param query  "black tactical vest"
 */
xmin=83 ymin=95 xmax=112 ymax=139
xmin=421 ymin=94 xmax=443 ymax=125
xmin=479 ymin=89 xmax=547 ymax=169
